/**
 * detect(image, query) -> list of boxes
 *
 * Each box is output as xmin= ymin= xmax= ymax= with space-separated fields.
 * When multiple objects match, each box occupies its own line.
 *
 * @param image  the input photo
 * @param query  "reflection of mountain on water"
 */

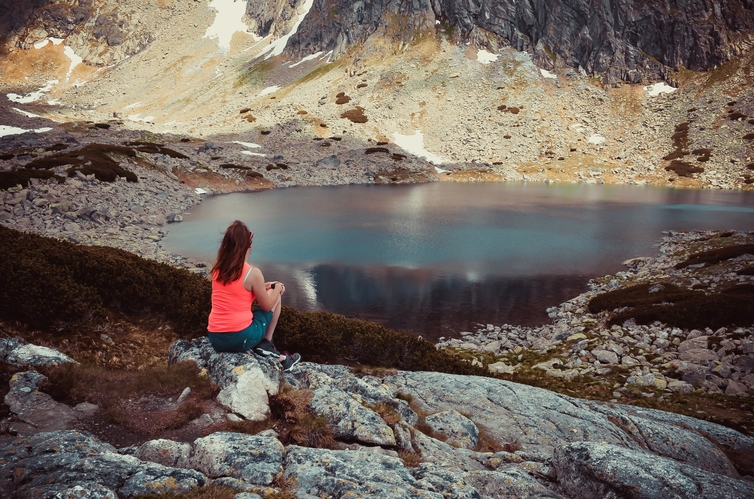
xmin=262 ymin=263 xmax=590 ymax=342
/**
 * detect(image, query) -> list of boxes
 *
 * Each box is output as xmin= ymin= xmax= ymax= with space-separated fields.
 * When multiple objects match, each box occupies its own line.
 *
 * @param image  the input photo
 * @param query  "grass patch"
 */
xmin=587 ymin=281 xmax=754 ymax=329
xmin=675 ymin=244 xmax=754 ymax=268
xmin=270 ymin=386 xmax=338 ymax=448
xmin=335 ymin=92 xmax=351 ymax=104
xmin=39 ymin=360 xmax=218 ymax=436
xmin=341 ymin=107 xmax=368 ymax=123
xmin=666 ymin=160 xmax=704 ymax=177
xmin=0 ymin=169 xmax=64 ymax=189
xmin=365 ymin=147 xmax=390 ymax=154
xmin=24 ymin=144 xmax=139 ymax=182
xmin=131 ymin=485 xmax=238 ymax=499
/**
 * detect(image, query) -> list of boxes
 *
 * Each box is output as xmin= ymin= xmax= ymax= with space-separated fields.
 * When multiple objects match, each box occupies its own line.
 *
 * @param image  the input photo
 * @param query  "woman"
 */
xmin=207 ymin=220 xmax=300 ymax=371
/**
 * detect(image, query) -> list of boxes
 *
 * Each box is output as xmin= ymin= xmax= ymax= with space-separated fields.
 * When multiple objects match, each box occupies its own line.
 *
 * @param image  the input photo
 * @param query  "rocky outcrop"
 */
xmin=2 ymin=338 xmax=754 ymax=497
xmin=282 ymin=0 xmax=754 ymax=83
xmin=0 ymin=0 xmax=154 ymax=65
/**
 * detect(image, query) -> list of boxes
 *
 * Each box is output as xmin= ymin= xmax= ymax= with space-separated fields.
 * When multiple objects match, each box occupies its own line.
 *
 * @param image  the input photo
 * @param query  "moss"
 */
xmin=236 ymin=59 xmax=275 ymax=88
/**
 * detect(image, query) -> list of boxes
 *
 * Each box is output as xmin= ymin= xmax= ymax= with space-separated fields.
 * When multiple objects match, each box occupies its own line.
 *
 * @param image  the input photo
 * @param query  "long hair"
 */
xmin=213 ymin=220 xmax=251 ymax=285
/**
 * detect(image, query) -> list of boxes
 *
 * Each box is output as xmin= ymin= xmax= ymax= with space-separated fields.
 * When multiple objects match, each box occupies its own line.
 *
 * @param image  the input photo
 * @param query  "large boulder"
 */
xmin=553 ymin=442 xmax=754 ymax=499
xmin=169 ymin=337 xmax=283 ymax=420
xmin=382 ymin=371 xmax=754 ymax=477
xmin=188 ymin=431 xmax=284 ymax=486
xmin=307 ymin=371 xmax=396 ymax=446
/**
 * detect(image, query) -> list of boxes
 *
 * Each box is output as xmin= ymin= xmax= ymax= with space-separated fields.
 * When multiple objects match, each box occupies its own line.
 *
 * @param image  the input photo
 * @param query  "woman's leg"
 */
xmin=263 ymin=290 xmax=282 ymax=341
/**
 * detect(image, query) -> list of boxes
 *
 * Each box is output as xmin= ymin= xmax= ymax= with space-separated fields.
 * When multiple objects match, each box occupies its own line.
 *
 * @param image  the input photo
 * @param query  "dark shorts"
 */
xmin=208 ymin=308 xmax=275 ymax=353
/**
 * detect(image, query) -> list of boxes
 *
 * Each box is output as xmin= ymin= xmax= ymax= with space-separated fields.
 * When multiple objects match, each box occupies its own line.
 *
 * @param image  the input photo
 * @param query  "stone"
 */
xmin=283 ymin=446 xmax=431 ymax=498
xmin=725 ymin=379 xmax=750 ymax=397
xmin=621 ymin=356 xmax=640 ymax=366
xmin=553 ymin=442 xmax=754 ymax=499
xmin=307 ymin=372 xmax=396 ymax=446
xmin=591 ymin=349 xmax=619 ymax=364
xmin=3 ymin=342 xmax=78 ymax=367
xmin=4 ymin=371 xmax=79 ymax=434
xmin=678 ymin=335 xmax=708 ymax=353
xmin=169 ymin=337 xmax=282 ymax=421
xmin=679 ymin=348 xmax=718 ymax=364
xmin=135 ymin=439 xmax=192 ymax=468
xmin=738 ymin=355 xmax=754 ymax=372
xmin=189 ymin=432 xmax=284 ymax=485
xmin=424 ymin=409 xmax=479 ymax=450
xmin=488 ymin=361 xmax=517 ymax=374
xmin=667 ymin=380 xmax=695 ymax=394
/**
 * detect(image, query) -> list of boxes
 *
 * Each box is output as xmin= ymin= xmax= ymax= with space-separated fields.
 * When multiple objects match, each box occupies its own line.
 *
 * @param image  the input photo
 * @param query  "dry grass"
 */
xmin=270 ymin=386 xmax=338 ymax=449
xmin=131 ymin=485 xmax=238 ymax=499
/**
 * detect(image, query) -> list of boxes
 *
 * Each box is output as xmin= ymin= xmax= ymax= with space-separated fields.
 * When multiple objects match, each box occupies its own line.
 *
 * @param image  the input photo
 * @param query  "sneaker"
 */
xmin=254 ymin=339 xmax=280 ymax=358
xmin=281 ymin=352 xmax=301 ymax=372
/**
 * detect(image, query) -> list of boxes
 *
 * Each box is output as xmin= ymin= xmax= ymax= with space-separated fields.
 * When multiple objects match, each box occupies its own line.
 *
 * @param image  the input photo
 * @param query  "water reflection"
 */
xmin=261 ymin=263 xmax=589 ymax=341
xmin=162 ymin=183 xmax=754 ymax=338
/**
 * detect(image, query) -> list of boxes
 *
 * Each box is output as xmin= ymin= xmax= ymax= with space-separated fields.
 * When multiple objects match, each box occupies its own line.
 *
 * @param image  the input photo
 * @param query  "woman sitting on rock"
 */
xmin=207 ymin=220 xmax=300 ymax=371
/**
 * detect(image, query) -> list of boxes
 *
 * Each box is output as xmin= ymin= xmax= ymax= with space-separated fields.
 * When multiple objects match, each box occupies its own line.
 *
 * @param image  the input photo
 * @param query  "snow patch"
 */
xmin=204 ymin=0 xmax=259 ymax=51
xmin=644 ymin=82 xmax=677 ymax=97
xmin=477 ymin=50 xmax=498 ymax=65
xmin=241 ymin=151 xmax=266 ymax=157
xmin=540 ymin=68 xmax=557 ymax=79
xmin=128 ymin=114 xmax=155 ymax=123
xmin=259 ymin=86 xmax=280 ymax=97
xmin=13 ymin=108 xmax=42 ymax=118
xmin=6 ymin=80 xmax=58 ymax=104
xmin=0 ymin=125 xmax=52 ymax=138
xmin=233 ymin=141 xmax=261 ymax=148
xmin=258 ymin=0 xmax=314 ymax=60
xmin=393 ymin=130 xmax=449 ymax=165
xmin=195 ymin=188 xmax=209 ymax=195
xmin=434 ymin=166 xmax=450 ymax=174
xmin=49 ymin=38 xmax=64 ymax=45
xmin=63 ymin=46 xmax=83 ymax=82
xmin=288 ymin=51 xmax=324 ymax=68
xmin=34 ymin=39 xmax=50 ymax=49
xmin=588 ymin=134 xmax=606 ymax=145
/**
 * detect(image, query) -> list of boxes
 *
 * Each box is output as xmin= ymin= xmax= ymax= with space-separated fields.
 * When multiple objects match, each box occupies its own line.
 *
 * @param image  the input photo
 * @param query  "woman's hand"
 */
xmin=265 ymin=281 xmax=285 ymax=295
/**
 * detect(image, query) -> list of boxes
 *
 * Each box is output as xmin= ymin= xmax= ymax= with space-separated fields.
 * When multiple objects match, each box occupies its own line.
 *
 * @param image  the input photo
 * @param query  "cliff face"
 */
xmin=276 ymin=0 xmax=754 ymax=82
xmin=0 ymin=0 xmax=153 ymax=66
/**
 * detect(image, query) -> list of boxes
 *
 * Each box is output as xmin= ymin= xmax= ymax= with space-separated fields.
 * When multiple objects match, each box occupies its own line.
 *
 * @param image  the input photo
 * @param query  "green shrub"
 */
xmin=588 ymin=281 xmax=754 ymax=329
xmin=0 ymin=226 xmax=210 ymax=335
xmin=274 ymin=306 xmax=488 ymax=375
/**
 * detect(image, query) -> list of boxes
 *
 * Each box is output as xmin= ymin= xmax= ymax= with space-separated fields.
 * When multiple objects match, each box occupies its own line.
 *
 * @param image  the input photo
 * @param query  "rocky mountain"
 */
xmin=281 ymin=0 xmax=754 ymax=84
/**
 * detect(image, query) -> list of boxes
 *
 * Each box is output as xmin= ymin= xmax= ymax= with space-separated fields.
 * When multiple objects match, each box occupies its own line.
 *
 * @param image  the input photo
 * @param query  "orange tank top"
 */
xmin=208 ymin=263 xmax=256 ymax=332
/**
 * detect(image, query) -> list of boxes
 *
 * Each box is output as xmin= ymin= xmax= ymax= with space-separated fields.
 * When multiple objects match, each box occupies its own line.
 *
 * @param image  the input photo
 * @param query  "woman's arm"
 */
xmin=243 ymin=266 xmax=283 ymax=311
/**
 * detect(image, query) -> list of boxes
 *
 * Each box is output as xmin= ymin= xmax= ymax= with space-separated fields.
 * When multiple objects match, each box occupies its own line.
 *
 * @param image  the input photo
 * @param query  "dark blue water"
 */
xmin=162 ymin=182 xmax=754 ymax=339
